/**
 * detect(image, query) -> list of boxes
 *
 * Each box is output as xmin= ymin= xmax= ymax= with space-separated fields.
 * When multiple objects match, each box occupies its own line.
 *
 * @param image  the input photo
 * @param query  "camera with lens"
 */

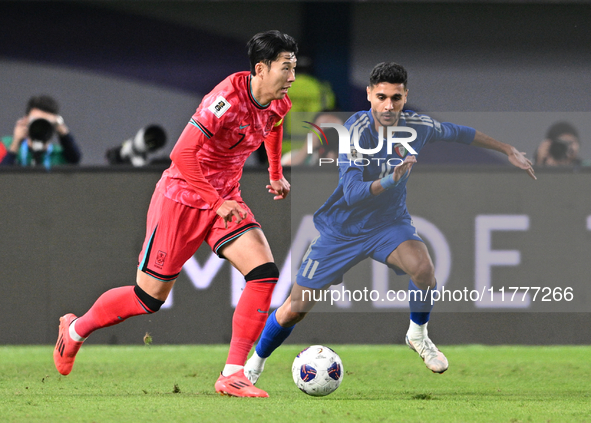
xmin=106 ymin=124 xmax=167 ymax=167
xmin=28 ymin=117 xmax=55 ymax=145
xmin=27 ymin=117 xmax=56 ymax=165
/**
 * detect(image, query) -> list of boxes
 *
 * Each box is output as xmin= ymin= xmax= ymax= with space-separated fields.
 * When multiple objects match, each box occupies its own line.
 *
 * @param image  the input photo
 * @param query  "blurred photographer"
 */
xmin=0 ymin=95 xmax=82 ymax=168
xmin=534 ymin=121 xmax=581 ymax=166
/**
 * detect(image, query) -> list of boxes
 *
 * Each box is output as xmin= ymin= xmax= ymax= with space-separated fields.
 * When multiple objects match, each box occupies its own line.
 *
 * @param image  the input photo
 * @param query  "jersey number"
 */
xmin=229 ymin=133 xmax=246 ymax=150
xmin=378 ymin=162 xmax=395 ymax=179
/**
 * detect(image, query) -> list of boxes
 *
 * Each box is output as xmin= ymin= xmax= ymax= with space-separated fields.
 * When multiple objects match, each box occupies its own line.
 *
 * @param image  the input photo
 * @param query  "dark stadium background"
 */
xmin=1 ymin=1 xmax=590 ymax=345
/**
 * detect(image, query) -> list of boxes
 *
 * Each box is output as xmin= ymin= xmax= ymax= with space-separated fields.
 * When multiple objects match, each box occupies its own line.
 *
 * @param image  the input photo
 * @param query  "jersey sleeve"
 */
xmin=428 ymin=118 xmax=476 ymax=145
xmin=340 ymin=165 xmax=373 ymax=205
xmin=191 ymin=90 xmax=235 ymax=139
xmin=265 ymin=118 xmax=284 ymax=180
xmin=265 ymin=96 xmax=291 ymax=180
xmin=337 ymin=124 xmax=374 ymax=206
xmin=169 ymin=123 xmax=225 ymax=211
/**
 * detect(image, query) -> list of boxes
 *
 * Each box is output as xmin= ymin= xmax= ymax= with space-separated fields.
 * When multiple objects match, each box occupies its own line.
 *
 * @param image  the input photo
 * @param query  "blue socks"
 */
xmin=408 ymin=279 xmax=436 ymax=325
xmin=255 ymin=309 xmax=295 ymax=358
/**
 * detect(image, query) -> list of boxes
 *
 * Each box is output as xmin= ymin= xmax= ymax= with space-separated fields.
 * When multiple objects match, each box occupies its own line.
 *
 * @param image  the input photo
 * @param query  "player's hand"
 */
xmin=508 ymin=147 xmax=537 ymax=180
xmin=215 ymin=200 xmax=248 ymax=229
xmin=394 ymin=155 xmax=417 ymax=183
xmin=266 ymin=176 xmax=290 ymax=200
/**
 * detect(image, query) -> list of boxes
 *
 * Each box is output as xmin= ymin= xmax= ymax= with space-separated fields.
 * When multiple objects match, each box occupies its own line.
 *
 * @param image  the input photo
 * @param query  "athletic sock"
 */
xmin=408 ymin=279 xmax=436 ymax=326
xmin=247 ymin=350 xmax=267 ymax=372
xmin=69 ymin=320 xmax=86 ymax=342
xmin=255 ymin=309 xmax=295 ymax=359
xmin=407 ymin=319 xmax=428 ymax=340
xmin=74 ymin=285 xmax=162 ymax=338
xmin=221 ymin=364 xmax=243 ymax=377
xmin=224 ymin=264 xmax=278 ymax=372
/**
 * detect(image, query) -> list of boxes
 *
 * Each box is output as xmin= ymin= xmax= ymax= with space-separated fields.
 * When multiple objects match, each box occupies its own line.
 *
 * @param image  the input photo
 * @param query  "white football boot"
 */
xmin=405 ymin=320 xmax=449 ymax=374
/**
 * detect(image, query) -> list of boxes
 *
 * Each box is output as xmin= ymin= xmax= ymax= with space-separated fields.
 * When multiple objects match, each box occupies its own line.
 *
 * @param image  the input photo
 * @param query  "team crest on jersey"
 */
xmin=394 ymin=144 xmax=408 ymax=158
xmin=208 ymin=96 xmax=231 ymax=118
xmin=155 ymin=250 xmax=167 ymax=269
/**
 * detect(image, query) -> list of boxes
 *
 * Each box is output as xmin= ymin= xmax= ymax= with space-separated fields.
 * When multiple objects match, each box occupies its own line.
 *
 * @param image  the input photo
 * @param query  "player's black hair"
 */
xmin=247 ymin=30 xmax=298 ymax=76
xmin=546 ymin=121 xmax=579 ymax=142
xmin=369 ymin=62 xmax=408 ymax=88
xmin=26 ymin=95 xmax=59 ymax=115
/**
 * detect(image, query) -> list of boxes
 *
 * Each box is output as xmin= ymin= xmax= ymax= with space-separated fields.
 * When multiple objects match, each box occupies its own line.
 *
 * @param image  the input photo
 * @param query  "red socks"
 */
xmin=226 ymin=263 xmax=279 ymax=366
xmin=74 ymin=286 xmax=155 ymax=338
xmin=227 ymin=281 xmax=276 ymax=366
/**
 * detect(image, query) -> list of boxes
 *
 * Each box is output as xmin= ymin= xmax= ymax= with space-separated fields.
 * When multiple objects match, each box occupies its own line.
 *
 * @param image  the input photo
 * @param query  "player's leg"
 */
xmin=54 ymin=271 xmax=171 ymax=375
xmin=386 ymin=238 xmax=436 ymax=321
xmin=245 ymin=233 xmax=363 ymax=384
xmin=210 ymin=227 xmax=277 ymax=397
xmin=386 ymin=238 xmax=448 ymax=373
xmin=72 ymin=271 xmax=173 ymax=339
xmin=54 ymin=192 xmax=197 ymax=376
xmin=244 ymin=282 xmax=320 ymax=384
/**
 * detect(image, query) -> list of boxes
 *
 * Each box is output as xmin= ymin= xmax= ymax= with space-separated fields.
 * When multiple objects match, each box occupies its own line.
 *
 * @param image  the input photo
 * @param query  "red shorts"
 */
xmin=138 ymin=190 xmax=261 ymax=281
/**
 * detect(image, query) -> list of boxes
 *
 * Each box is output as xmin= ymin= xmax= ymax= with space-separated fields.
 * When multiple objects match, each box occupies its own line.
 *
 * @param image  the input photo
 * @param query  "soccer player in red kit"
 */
xmin=53 ymin=30 xmax=297 ymax=398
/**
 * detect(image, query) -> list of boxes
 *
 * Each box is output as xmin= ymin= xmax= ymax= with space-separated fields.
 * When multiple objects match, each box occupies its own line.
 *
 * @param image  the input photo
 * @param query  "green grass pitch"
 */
xmin=1 ymin=345 xmax=590 ymax=422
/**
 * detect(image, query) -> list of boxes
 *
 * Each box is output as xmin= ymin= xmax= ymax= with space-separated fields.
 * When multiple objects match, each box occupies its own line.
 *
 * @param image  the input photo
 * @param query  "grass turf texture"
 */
xmin=1 ymin=345 xmax=590 ymax=423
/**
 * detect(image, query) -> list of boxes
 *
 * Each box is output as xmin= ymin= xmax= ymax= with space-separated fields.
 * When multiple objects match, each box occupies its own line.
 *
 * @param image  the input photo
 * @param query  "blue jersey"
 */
xmin=313 ymin=109 xmax=476 ymax=237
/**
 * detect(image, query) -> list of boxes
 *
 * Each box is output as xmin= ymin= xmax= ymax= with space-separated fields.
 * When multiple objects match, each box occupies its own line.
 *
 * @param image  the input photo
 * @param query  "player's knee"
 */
xmin=245 ymin=262 xmax=279 ymax=282
xmin=411 ymin=263 xmax=436 ymax=289
xmin=134 ymin=285 xmax=165 ymax=313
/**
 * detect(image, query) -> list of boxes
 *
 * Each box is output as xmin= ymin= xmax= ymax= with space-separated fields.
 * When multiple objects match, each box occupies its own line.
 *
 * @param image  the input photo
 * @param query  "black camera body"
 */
xmin=28 ymin=118 xmax=55 ymax=144
xmin=27 ymin=118 xmax=56 ymax=166
xmin=106 ymin=125 xmax=167 ymax=167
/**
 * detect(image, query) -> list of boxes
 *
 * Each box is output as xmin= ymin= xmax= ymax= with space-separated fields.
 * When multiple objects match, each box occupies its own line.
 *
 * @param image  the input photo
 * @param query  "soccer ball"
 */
xmin=292 ymin=345 xmax=343 ymax=396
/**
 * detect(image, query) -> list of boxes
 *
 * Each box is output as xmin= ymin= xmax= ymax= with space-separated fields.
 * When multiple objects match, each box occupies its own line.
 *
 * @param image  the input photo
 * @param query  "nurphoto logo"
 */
xmin=303 ymin=121 xmax=418 ymax=167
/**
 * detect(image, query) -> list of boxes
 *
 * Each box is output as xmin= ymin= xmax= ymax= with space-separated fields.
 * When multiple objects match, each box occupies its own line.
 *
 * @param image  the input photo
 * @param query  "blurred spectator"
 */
xmin=1 ymin=95 xmax=81 ymax=168
xmin=284 ymin=55 xmax=336 ymax=141
xmin=282 ymin=111 xmax=343 ymax=166
xmin=534 ymin=121 xmax=586 ymax=166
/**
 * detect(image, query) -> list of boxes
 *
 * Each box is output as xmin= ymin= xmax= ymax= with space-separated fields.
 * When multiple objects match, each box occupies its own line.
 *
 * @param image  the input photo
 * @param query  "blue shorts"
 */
xmin=296 ymin=216 xmax=423 ymax=290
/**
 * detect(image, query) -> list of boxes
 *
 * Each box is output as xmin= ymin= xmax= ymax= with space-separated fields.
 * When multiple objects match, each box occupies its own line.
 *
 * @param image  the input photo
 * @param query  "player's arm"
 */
xmin=471 ymin=130 xmax=536 ymax=180
xmin=170 ymin=124 xmax=246 ymax=227
xmin=264 ymin=120 xmax=290 ymax=200
xmin=430 ymin=118 xmax=536 ymax=180
xmin=369 ymin=155 xmax=417 ymax=196
xmin=341 ymin=152 xmax=417 ymax=202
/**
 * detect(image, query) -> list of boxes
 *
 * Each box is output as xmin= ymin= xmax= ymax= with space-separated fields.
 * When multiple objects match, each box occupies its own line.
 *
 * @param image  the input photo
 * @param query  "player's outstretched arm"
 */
xmin=471 ymin=130 xmax=537 ymax=180
xmin=266 ymin=176 xmax=291 ymax=200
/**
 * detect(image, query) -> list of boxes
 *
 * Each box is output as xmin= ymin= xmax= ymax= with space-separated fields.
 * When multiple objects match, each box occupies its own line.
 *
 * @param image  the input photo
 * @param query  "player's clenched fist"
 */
xmin=216 ymin=200 xmax=248 ymax=228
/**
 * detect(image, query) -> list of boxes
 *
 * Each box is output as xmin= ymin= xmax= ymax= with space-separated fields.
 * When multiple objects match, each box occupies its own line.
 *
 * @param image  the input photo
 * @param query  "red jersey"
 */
xmin=158 ymin=71 xmax=291 ymax=209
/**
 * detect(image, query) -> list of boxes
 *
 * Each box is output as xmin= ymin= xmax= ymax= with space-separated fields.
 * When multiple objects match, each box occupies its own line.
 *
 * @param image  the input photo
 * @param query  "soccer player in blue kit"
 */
xmin=244 ymin=62 xmax=536 ymax=384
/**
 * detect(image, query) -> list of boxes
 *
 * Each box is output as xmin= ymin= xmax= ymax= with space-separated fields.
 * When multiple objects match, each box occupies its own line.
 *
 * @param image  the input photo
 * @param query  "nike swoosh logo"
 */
xmin=239 ymin=124 xmax=250 ymax=129
xmin=257 ymin=309 xmax=268 ymax=313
